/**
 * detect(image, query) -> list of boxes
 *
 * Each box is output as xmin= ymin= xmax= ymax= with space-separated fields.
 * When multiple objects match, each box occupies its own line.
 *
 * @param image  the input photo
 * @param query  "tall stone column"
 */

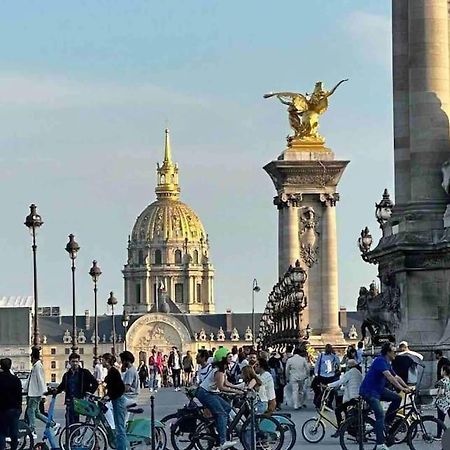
xmin=274 ymin=193 xmax=302 ymax=276
xmin=319 ymin=193 xmax=342 ymax=337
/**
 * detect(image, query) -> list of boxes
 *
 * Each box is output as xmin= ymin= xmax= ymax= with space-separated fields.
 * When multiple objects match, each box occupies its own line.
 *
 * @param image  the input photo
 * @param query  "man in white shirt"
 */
xmin=24 ymin=349 xmax=47 ymax=437
xmin=255 ymin=358 xmax=277 ymax=414
xmin=94 ymin=357 xmax=107 ymax=396
xmin=285 ymin=348 xmax=309 ymax=409
xmin=120 ymin=351 xmax=139 ymax=399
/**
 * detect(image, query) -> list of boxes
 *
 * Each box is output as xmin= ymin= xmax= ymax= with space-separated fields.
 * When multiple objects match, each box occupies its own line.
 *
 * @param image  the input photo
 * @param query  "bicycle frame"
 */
xmin=39 ymin=394 xmax=60 ymax=450
xmin=312 ymin=389 xmax=338 ymax=430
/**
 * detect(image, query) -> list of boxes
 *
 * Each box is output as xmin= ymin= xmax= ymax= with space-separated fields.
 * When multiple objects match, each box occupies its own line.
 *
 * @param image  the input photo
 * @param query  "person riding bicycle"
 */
xmin=359 ymin=342 xmax=411 ymax=450
xmin=195 ymin=347 xmax=244 ymax=450
xmin=327 ymin=359 xmax=362 ymax=437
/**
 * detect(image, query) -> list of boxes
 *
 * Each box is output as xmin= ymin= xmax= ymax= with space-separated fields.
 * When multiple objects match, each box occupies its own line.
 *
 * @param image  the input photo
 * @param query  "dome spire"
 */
xmin=163 ymin=128 xmax=173 ymax=165
xmin=156 ymin=128 xmax=180 ymax=200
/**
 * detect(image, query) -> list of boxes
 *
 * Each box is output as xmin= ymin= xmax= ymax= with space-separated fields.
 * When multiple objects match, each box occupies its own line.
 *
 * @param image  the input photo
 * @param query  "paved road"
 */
xmin=33 ymin=388 xmax=440 ymax=450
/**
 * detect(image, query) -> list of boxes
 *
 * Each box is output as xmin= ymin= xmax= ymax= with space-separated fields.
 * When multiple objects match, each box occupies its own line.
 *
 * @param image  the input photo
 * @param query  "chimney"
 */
xmin=226 ymin=308 xmax=232 ymax=333
xmin=338 ymin=307 xmax=347 ymax=329
xmin=85 ymin=310 xmax=91 ymax=330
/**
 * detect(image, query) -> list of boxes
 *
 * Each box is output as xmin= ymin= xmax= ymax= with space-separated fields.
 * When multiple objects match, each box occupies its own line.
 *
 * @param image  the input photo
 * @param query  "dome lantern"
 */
xmin=155 ymin=129 xmax=180 ymax=201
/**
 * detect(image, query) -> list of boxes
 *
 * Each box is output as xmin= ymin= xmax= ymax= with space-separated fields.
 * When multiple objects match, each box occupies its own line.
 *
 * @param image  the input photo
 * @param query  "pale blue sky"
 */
xmin=0 ymin=1 xmax=392 ymax=316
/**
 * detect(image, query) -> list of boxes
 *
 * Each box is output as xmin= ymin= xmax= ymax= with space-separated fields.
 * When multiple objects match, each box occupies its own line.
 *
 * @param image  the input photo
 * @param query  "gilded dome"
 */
xmin=131 ymin=199 xmax=206 ymax=243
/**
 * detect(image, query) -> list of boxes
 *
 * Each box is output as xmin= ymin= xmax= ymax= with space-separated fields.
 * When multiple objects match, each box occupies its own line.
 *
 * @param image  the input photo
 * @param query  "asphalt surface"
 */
xmin=30 ymin=388 xmax=444 ymax=450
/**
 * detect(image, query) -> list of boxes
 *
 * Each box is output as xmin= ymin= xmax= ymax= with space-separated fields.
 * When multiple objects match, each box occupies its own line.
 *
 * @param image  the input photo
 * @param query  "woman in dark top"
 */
xmin=102 ymin=353 xmax=127 ymax=450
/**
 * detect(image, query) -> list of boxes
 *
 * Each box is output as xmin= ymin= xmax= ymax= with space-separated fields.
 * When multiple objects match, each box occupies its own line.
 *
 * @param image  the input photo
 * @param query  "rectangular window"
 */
xmin=175 ymin=283 xmax=184 ymax=303
xmin=136 ymin=283 xmax=141 ymax=304
xmin=153 ymin=283 xmax=157 ymax=306
xmin=51 ymin=348 xmax=56 ymax=355
xmin=51 ymin=374 xmax=56 ymax=383
xmin=65 ymin=348 xmax=70 ymax=355
xmin=51 ymin=361 xmax=56 ymax=369
xmin=79 ymin=348 xmax=84 ymax=355
xmin=196 ymin=284 xmax=202 ymax=303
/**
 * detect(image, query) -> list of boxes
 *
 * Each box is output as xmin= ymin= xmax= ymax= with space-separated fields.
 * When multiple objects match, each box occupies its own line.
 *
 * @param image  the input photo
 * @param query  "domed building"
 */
xmin=123 ymin=129 xmax=215 ymax=315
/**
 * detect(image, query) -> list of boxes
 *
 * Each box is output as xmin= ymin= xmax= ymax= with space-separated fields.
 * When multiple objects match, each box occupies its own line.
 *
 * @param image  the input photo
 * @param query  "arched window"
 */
xmin=138 ymin=250 xmax=144 ymax=265
xmin=154 ymin=249 xmax=162 ymax=265
xmin=175 ymin=249 xmax=182 ymax=265
xmin=161 ymin=174 xmax=166 ymax=183
xmin=193 ymin=250 xmax=199 ymax=264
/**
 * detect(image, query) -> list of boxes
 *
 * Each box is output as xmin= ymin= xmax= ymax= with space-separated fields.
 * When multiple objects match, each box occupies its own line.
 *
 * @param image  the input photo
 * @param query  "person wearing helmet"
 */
xmin=196 ymin=348 xmax=243 ymax=450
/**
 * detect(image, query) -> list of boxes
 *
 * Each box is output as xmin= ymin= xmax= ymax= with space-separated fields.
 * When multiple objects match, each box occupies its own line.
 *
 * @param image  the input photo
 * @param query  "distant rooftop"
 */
xmin=0 ymin=296 xmax=33 ymax=308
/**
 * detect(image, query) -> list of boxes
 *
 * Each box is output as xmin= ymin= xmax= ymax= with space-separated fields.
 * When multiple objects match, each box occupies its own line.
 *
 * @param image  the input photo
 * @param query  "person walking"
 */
xmin=285 ymin=347 xmax=309 ymax=409
xmin=328 ymin=359 xmax=363 ymax=437
xmin=359 ymin=342 xmax=411 ymax=450
xmin=56 ymin=353 xmax=98 ymax=427
xmin=148 ymin=350 xmax=159 ymax=392
xmin=93 ymin=357 xmax=107 ymax=396
xmin=102 ymin=353 xmax=127 ymax=450
xmin=268 ymin=353 xmax=284 ymax=409
xmin=120 ymin=351 xmax=139 ymax=400
xmin=435 ymin=350 xmax=450 ymax=381
xmin=435 ymin=365 xmax=450 ymax=437
xmin=168 ymin=347 xmax=182 ymax=391
xmin=0 ymin=358 xmax=22 ymax=450
xmin=138 ymin=361 xmax=149 ymax=389
xmin=313 ymin=344 xmax=340 ymax=407
xmin=24 ymin=348 xmax=47 ymax=438
xmin=182 ymin=351 xmax=194 ymax=386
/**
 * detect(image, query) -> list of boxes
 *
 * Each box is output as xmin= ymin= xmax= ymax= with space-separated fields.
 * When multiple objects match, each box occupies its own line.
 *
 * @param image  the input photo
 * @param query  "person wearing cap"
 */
xmin=392 ymin=341 xmax=423 ymax=386
xmin=195 ymin=347 xmax=243 ymax=450
xmin=327 ymin=359 xmax=363 ymax=437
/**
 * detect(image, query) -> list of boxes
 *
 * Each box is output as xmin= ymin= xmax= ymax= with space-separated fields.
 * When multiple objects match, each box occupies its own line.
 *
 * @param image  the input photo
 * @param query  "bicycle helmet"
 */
xmin=73 ymin=398 xmax=100 ymax=417
xmin=213 ymin=347 xmax=229 ymax=362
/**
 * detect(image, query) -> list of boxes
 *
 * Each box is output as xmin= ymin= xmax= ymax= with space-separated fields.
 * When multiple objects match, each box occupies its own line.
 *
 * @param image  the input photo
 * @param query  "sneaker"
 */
xmin=53 ymin=422 xmax=61 ymax=435
xmin=149 ymin=388 xmax=153 ymax=392
xmin=5 ymin=438 xmax=11 ymax=443
xmin=154 ymin=389 xmax=158 ymax=393
xmin=32 ymin=432 xmax=38 ymax=440
xmin=330 ymin=432 xmax=339 ymax=438
xmin=219 ymin=440 xmax=238 ymax=450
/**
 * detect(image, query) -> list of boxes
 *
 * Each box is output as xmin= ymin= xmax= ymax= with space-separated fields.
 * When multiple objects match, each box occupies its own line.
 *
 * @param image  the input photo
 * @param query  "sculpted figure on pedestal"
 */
xmin=299 ymin=207 xmax=319 ymax=268
xmin=264 ymin=79 xmax=348 ymax=143
xmin=357 ymin=274 xmax=400 ymax=341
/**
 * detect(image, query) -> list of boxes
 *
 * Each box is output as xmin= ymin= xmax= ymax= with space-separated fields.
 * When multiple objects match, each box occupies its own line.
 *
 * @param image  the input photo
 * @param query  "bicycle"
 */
xmin=5 ymin=419 xmax=34 ymax=450
xmin=187 ymin=391 xmax=284 ymax=450
xmin=301 ymin=386 xmax=349 ymax=443
xmin=339 ymin=391 xmax=446 ymax=450
xmin=66 ymin=393 xmax=167 ymax=450
xmin=33 ymin=392 xmax=62 ymax=450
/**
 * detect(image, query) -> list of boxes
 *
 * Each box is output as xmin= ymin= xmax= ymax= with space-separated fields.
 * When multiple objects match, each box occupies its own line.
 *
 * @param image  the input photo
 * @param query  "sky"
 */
xmin=0 ymin=1 xmax=392 ymax=316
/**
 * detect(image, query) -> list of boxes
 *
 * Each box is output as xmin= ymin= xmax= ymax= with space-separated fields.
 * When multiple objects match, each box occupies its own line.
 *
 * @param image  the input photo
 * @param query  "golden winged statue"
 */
xmin=264 ymin=79 xmax=348 ymax=143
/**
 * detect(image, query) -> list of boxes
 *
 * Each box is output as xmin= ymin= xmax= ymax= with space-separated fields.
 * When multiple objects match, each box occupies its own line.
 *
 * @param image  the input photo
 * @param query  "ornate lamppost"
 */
xmin=251 ymin=278 xmax=260 ymax=347
xmin=358 ymin=227 xmax=373 ymax=262
xmin=24 ymin=204 xmax=44 ymax=353
xmin=65 ymin=234 xmax=80 ymax=354
xmin=107 ymin=292 xmax=118 ymax=355
xmin=375 ymin=188 xmax=394 ymax=228
xmin=89 ymin=260 xmax=102 ymax=366
xmin=121 ymin=310 xmax=130 ymax=351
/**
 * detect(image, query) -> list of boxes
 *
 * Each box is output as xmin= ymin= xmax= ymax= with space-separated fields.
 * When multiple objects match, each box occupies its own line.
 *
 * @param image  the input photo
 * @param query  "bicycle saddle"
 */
xmin=126 ymin=403 xmax=138 ymax=409
xmin=127 ymin=408 xmax=144 ymax=414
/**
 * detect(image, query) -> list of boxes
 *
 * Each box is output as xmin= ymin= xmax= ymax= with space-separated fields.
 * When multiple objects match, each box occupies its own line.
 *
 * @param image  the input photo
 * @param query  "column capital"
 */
xmin=320 ymin=193 xmax=340 ymax=207
xmin=273 ymin=193 xmax=302 ymax=209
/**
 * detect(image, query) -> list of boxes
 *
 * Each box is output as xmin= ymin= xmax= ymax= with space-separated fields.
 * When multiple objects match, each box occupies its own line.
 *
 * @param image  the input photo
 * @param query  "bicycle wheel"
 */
xmin=301 ymin=418 xmax=325 ymax=444
xmin=240 ymin=415 xmax=284 ymax=450
xmin=59 ymin=422 xmax=86 ymax=450
xmin=407 ymin=415 xmax=446 ymax=450
xmin=279 ymin=423 xmax=296 ymax=450
xmin=339 ymin=415 xmax=377 ymax=450
xmin=171 ymin=415 xmax=214 ymax=450
xmin=386 ymin=415 xmax=409 ymax=445
xmin=67 ymin=423 xmax=108 ymax=450
xmin=6 ymin=420 xmax=34 ymax=450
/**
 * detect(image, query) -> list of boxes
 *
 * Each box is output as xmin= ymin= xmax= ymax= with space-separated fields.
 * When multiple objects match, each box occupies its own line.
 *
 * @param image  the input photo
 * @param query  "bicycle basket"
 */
xmin=127 ymin=418 xmax=150 ymax=438
xmin=73 ymin=398 xmax=100 ymax=418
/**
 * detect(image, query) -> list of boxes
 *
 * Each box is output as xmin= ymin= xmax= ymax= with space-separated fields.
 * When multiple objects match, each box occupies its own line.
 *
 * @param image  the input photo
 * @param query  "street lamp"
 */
xmin=252 ymin=278 xmax=261 ymax=347
xmin=65 ymin=234 xmax=80 ymax=354
xmin=107 ymin=292 xmax=118 ymax=355
xmin=89 ymin=260 xmax=102 ymax=366
xmin=375 ymin=188 xmax=394 ymax=228
xmin=24 ymin=204 xmax=44 ymax=353
xmin=121 ymin=310 xmax=130 ymax=351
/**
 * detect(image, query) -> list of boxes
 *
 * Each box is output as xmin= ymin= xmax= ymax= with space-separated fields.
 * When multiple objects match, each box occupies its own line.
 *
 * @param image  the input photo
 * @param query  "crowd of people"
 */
xmin=2 ymin=340 xmax=450 ymax=450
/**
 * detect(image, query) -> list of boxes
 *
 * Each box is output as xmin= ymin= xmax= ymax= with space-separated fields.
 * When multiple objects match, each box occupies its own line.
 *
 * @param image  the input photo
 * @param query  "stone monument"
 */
xmin=358 ymin=0 xmax=450 ymax=384
xmin=264 ymin=81 xmax=349 ymax=345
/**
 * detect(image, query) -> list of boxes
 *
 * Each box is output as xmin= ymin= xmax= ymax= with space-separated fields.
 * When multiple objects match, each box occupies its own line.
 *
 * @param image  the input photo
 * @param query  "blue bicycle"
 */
xmin=33 ymin=392 xmax=61 ymax=450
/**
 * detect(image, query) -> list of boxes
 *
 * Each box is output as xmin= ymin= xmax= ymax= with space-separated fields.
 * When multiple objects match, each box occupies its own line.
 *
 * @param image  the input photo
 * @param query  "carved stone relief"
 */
xmin=299 ymin=206 xmax=319 ymax=268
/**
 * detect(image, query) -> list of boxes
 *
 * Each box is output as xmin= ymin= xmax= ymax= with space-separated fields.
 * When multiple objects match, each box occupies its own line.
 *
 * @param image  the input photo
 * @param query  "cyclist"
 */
xmin=195 ymin=347 xmax=244 ymax=450
xmin=359 ymin=342 xmax=411 ymax=450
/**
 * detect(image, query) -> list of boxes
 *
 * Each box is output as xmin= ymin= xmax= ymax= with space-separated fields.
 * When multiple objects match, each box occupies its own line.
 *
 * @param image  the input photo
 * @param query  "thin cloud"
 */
xmin=0 ymin=73 xmax=209 ymax=109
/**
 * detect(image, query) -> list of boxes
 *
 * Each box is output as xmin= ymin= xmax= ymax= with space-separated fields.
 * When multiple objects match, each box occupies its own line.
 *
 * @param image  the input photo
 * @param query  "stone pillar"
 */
xmin=392 ymin=0 xmax=411 ymax=205
xmin=274 ymin=193 xmax=302 ymax=276
xmin=408 ymin=0 xmax=450 ymax=225
xmin=319 ymin=193 xmax=342 ymax=337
